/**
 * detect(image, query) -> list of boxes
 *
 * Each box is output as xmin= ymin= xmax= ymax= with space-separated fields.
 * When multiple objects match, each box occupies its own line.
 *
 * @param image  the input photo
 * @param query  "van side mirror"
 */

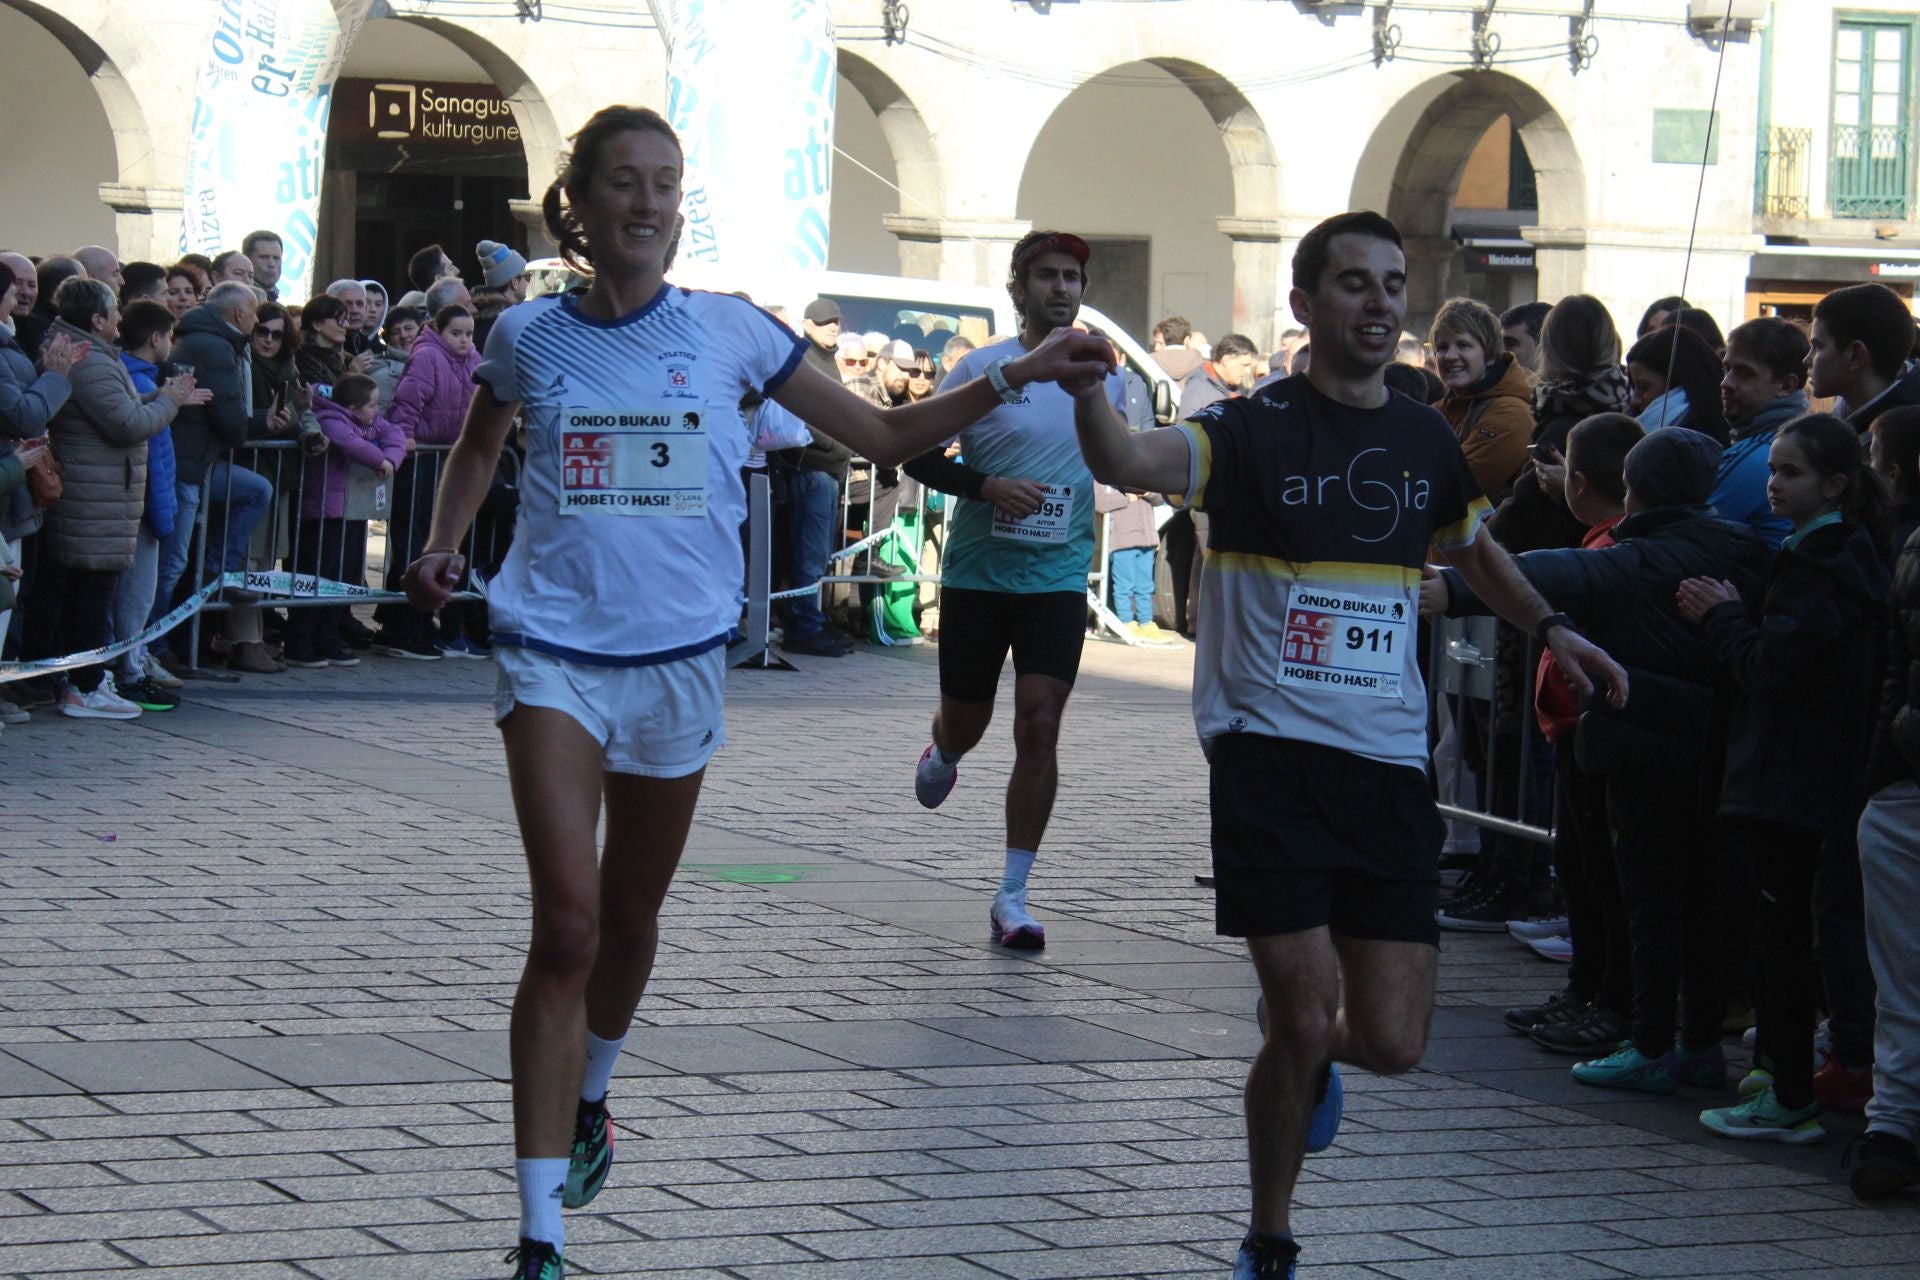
xmin=1152 ymin=378 xmax=1175 ymax=425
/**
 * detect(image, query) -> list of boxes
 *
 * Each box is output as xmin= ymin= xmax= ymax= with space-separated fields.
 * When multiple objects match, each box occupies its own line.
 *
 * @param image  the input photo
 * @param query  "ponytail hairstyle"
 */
xmin=541 ymin=105 xmax=683 ymax=278
xmin=1778 ymin=412 xmax=1895 ymax=559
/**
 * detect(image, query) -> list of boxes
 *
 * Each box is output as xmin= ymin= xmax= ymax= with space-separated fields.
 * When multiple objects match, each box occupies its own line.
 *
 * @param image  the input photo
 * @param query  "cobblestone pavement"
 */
xmin=3 ymin=633 xmax=1917 ymax=1279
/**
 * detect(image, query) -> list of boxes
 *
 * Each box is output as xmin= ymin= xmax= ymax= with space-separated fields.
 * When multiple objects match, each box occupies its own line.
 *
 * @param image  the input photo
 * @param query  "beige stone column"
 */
xmin=99 ymin=184 xmax=184 ymax=266
xmin=882 ymin=215 xmax=1032 ymax=290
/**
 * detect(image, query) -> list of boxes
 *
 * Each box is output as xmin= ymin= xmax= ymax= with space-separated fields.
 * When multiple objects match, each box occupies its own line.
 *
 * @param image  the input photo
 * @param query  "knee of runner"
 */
xmin=1265 ymin=1003 xmax=1335 ymax=1058
xmin=1357 ymin=1028 xmax=1427 ymax=1076
xmin=527 ymin=904 xmax=600 ymax=978
xmin=1012 ymin=706 xmax=1064 ymax=757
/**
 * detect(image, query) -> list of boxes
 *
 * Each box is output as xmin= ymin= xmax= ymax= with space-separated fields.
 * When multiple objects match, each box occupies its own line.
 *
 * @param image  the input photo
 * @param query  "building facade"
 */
xmin=6 ymin=0 xmax=1915 ymax=348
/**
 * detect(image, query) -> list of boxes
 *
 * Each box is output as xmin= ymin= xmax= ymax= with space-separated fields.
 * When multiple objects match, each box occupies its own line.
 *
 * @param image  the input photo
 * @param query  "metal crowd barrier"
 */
xmin=0 ymin=438 xmax=521 ymax=681
xmin=1427 ymin=613 xmax=1556 ymax=845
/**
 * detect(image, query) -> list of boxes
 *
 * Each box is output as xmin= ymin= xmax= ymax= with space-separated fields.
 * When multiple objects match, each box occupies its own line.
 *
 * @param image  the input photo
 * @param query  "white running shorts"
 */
xmin=493 ymin=643 xmax=726 ymax=778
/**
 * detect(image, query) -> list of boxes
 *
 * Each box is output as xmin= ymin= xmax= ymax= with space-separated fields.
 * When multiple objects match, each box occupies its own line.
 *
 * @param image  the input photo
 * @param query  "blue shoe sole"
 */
xmin=1305 ymin=1064 xmax=1343 ymax=1153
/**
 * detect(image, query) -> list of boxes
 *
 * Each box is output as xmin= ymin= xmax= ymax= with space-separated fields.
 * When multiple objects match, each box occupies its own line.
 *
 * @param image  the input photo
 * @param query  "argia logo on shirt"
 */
xmin=562 ymin=434 xmax=614 ymax=490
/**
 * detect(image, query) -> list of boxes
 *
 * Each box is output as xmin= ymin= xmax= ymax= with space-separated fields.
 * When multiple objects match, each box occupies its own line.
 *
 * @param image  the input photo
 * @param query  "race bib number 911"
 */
xmin=559 ymin=407 xmax=708 ymax=516
xmin=1277 ymin=583 xmax=1410 ymax=699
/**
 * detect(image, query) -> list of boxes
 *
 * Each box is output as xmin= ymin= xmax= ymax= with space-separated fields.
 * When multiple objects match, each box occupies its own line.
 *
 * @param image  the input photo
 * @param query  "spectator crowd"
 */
xmin=2 ymin=226 xmax=1919 ymax=1201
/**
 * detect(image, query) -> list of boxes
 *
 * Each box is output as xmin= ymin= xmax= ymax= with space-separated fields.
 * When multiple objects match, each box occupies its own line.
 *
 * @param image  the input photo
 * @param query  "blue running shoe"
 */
xmin=1230 ymin=1232 xmax=1300 ymax=1279
xmin=1305 ymin=1063 xmax=1343 ymax=1153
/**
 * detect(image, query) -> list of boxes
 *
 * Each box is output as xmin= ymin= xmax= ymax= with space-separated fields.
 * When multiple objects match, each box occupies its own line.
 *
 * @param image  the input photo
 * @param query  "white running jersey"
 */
xmin=476 ymin=286 xmax=805 ymax=662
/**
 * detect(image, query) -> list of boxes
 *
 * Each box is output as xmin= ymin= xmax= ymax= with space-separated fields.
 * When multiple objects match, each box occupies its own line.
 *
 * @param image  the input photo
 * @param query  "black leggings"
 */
xmin=1729 ymin=816 xmax=1824 ymax=1109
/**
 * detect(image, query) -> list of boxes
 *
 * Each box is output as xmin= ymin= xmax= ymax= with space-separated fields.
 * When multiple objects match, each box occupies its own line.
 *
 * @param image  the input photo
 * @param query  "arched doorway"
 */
xmin=0 ymin=1 xmax=152 ymax=256
xmin=317 ymin=16 xmax=554 ymax=293
xmin=1016 ymin=58 xmax=1278 ymax=348
xmin=833 ymin=50 xmax=943 ymax=278
xmin=1353 ymin=70 xmax=1585 ymax=327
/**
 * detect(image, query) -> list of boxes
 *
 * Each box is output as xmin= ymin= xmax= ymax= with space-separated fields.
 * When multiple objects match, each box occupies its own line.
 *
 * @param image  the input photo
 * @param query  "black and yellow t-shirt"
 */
xmin=1177 ymin=374 xmax=1492 ymax=769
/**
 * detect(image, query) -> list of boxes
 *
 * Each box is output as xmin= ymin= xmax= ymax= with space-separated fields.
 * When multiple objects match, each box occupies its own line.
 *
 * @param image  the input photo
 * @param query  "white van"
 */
xmin=523 ymin=258 xmax=1178 ymax=423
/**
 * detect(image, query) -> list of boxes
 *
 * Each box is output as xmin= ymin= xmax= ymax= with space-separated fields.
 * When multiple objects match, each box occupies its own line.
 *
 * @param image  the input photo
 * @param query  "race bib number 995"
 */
xmin=1277 ymin=583 xmax=1411 ymax=699
xmin=991 ymin=482 xmax=1074 ymax=543
xmin=559 ymin=407 xmax=708 ymax=517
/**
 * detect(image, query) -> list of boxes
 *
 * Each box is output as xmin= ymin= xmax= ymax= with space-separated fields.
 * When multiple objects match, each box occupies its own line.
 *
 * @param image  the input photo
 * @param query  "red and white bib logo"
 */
xmin=1281 ymin=607 xmax=1335 ymax=667
xmin=562 ymin=433 xmax=613 ymax=490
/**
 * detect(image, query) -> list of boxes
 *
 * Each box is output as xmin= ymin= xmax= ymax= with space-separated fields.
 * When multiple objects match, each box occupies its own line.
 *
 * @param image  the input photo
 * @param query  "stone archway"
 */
xmin=1015 ymin=56 xmax=1283 ymax=347
xmin=0 ymin=0 xmax=159 ymax=256
xmin=835 ymin=48 xmax=946 ymax=277
xmin=1353 ymin=69 xmax=1587 ymax=325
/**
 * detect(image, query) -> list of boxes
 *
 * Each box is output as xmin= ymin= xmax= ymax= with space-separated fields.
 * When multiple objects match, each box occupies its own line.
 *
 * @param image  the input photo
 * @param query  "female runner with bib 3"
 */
xmin=401 ymin=105 xmax=1113 ymax=1280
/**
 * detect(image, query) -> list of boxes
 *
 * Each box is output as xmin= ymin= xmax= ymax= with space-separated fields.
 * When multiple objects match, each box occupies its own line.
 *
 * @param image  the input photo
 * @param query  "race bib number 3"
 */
xmin=559 ymin=407 xmax=708 ymax=517
xmin=991 ymin=483 xmax=1074 ymax=543
xmin=1277 ymin=583 xmax=1411 ymax=700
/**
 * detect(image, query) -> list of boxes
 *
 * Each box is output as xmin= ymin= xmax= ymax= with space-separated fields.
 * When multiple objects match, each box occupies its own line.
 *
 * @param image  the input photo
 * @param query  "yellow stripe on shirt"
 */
xmin=1177 ymin=421 xmax=1212 ymax=510
xmin=1205 ymin=550 xmax=1422 ymax=590
xmin=1432 ymin=497 xmax=1494 ymax=551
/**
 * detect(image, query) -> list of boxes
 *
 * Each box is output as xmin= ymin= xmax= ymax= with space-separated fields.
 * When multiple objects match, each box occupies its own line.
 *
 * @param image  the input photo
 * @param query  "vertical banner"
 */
xmin=180 ymin=0 xmax=374 ymax=302
xmin=664 ymin=0 xmax=836 ymax=276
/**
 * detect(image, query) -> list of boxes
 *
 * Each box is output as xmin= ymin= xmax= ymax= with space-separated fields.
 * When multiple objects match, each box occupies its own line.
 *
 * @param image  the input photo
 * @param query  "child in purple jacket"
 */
xmin=374 ymin=304 xmax=483 ymax=657
xmin=285 ymin=373 xmax=405 ymax=667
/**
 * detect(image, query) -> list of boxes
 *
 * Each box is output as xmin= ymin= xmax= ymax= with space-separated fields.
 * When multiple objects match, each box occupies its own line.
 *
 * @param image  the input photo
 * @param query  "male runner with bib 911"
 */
xmin=1067 ymin=211 xmax=1630 ymax=1279
xmin=909 ymin=230 xmax=1129 ymax=950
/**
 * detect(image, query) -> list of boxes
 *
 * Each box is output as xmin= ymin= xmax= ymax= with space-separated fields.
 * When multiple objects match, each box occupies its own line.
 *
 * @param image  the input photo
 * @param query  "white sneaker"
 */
xmin=990 ymin=888 xmax=1046 ymax=950
xmin=1507 ymin=916 xmax=1571 ymax=942
xmin=142 ymin=652 xmax=185 ymax=689
xmin=56 ymin=678 xmax=142 ymax=720
xmin=0 ymin=697 xmax=28 ymax=725
xmin=914 ymin=744 xmax=959 ymax=809
xmin=1528 ymin=935 xmax=1574 ymax=963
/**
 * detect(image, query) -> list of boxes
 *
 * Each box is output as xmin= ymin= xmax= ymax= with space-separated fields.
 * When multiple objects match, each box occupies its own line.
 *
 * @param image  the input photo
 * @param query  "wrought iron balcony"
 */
xmin=1831 ymin=123 xmax=1911 ymax=220
xmin=1755 ymin=126 xmax=1812 ymax=217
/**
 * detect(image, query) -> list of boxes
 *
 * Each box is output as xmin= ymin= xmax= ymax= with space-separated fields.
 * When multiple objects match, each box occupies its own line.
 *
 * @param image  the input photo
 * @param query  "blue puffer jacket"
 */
xmin=1711 ymin=392 xmax=1805 ymax=550
xmin=119 ymin=352 xmax=177 ymax=540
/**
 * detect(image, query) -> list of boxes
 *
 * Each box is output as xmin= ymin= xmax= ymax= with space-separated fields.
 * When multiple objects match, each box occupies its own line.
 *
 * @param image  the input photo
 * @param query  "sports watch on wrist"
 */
xmin=1534 ymin=612 xmax=1576 ymax=644
xmin=984 ymin=357 xmax=1023 ymax=405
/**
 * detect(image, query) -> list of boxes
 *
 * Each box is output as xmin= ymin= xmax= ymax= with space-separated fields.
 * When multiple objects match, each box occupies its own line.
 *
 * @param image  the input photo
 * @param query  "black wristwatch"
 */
xmin=1535 ymin=612 xmax=1576 ymax=644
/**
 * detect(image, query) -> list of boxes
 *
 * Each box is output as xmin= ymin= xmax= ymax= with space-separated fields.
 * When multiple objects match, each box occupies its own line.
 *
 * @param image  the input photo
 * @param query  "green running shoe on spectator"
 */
xmin=1571 ymin=1042 xmax=1678 ymax=1094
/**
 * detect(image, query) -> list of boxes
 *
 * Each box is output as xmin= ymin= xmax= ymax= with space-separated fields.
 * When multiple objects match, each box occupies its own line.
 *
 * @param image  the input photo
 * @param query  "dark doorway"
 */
xmin=1085 ymin=236 xmax=1151 ymax=342
xmin=350 ymin=171 xmax=526 ymax=286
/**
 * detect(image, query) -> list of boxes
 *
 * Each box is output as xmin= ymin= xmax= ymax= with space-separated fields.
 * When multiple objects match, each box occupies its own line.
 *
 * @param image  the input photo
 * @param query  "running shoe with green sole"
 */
xmin=1738 ymin=1061 xmax=1775 ymax=1100
xmin=564 ymin=1098 xmax=613 ymax=1209
xmin=1699 ymin=1085 xmax=1824 ymax=1145
xmin=506 ymin=1239 xmax=562 ymax=1280
xmin=1571 ymin=1042 xmax=1678 ymax=1094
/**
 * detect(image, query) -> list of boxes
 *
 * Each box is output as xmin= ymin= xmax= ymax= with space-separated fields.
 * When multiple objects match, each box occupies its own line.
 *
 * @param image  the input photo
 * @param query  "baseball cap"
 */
xmin=881 ymin=339 xmax=916 ymax=366
xmin=804 ymin=298 xmax=841 ymax=324
xmin=1012 ymin=231 xmax=1091 ymax=272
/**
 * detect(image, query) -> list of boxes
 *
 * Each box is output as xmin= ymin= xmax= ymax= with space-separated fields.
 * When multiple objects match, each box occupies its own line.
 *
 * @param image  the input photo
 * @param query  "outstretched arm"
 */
xmin=1447 ymin=527 xmax=1629 ymax=706
xmin=771 ymin=328 xmax=1114 ymax=468
xmin=1072 ymin=383 xmax=1192 ymax=496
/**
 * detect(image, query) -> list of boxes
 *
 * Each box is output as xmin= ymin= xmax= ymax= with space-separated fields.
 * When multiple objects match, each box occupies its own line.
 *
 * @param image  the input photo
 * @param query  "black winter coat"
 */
xmin=1868 ymin=501 xmax=1920 ymax=793
xmin=1441 ymin=505 xmax=1772 ymax=784
xmin=169 ymin=303 xmax=259 ymax=484
xmin=1705 ymin=519 xmax=1890 ymax=833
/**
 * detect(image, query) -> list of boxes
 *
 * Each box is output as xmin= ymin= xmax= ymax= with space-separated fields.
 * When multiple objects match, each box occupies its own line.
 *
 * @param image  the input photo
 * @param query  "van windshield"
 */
xmin=825 ymin=295 xmax=996 ymax=355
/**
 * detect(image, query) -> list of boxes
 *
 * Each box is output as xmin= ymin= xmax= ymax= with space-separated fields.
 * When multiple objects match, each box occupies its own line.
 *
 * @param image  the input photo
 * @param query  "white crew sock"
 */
xmin=1001 ymin=847 xmax=1037 ymax=896
xmin=580 ymin=1030 xmax=626 ymax=1105
xmin=515 ymin=1157 xmax=567 ymax=1248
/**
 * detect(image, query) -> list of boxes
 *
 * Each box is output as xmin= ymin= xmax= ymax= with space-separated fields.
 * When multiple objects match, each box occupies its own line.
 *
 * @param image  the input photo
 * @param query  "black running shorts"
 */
xmin=937 ymin=587 xmax=1087 ymax=703
xmin=1209 ymin=732 xmax=1442 ymax=945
